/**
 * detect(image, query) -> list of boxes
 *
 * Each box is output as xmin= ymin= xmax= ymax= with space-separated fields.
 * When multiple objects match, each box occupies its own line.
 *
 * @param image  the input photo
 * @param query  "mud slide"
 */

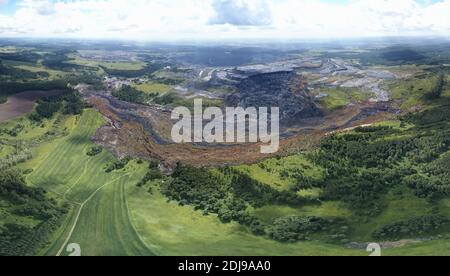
xmin=85 ymin=91 xmax=396 ymax=169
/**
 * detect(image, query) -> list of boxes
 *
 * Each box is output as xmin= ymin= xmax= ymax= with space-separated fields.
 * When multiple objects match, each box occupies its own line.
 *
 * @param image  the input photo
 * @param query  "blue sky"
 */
xmin=0 ymin=1 xmax=18 ymax=15
xmin=0 ymin=0 xmax=449 ymax=40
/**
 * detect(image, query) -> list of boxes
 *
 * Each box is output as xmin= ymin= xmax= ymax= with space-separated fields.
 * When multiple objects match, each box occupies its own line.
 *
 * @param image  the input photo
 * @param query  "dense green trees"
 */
xmin=138 ymin=169 xmax=163 ymax=185
xmin=86 ymin=146 xmax=103 ymax=157
xmin=228 ymin=169 xmax=305 ymax=207
xmin=161 ymin=164 xmax=267 ymax=235
xmin=34 ymin=101 xmax=63 ymax=119
xmin=29 ymin=91 xmax=85 ymax=121
xmin=403 ymin=152 xmax=450 ymax=200
xmin=41 ymin=50 xmax=88 ymax=71
xmin=112 ymin=85 xmax=150 ymax=104
xmin=404 ymin=103 xmax=450 ymax=126
xmin=105 ymin=157 xmax=132 ymax=173
xmin=0 ymin=169 xmax=68 ymax=256
xmin=163 ymin=164 xmax=229 ymax=209
xmin=0 ymin=124 xmax=24 ymax=137
xmin=112 ymin=85 xmax=181 ymax=106
xmin=0 ymin=51 xmax=41 ymax=63
xmin=63 ymin=72 xmax=105 ymax=90
xmin=268 ymin=216 xmax=349 ymax=243
xmin=0 ymin=60 xmax=41 ymax=80
xmin=373 ymin=215 xmax=449 ymax=241
xmin=63 ymin=92 xmax=85 ymax=115
xmin=304 ymin=103 xmax=450 ymax=216
xmin=426 ymin=74 xmax=446 ymax=100
xmin=161 ymin=164 xmax=335 ymax=239
xmin=0 ymin=80 xmax=69 ymax=102
xmin=137 ymin=161 xmax=163 ymax=187
xmin=155 ymin=92 xmax=450 ymax=243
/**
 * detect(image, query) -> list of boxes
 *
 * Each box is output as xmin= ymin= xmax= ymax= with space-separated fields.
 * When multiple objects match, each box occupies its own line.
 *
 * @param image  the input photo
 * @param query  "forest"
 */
xmin=29 ymin=91 xmax=85 ymax=121
xmin=0 ymin=169 xmax=68 ymax=256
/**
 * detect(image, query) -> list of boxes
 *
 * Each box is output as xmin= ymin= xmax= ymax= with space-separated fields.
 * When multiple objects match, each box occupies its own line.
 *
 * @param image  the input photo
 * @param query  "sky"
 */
xmin=0 ymin=0 xmax=449 ymax=41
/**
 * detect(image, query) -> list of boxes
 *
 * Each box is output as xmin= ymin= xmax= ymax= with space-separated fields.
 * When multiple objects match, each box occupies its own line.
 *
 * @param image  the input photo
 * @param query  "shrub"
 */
xmin=105 ymin=157 xmax=131 ymax=173
xmin=373 ymin=215 xmax=449 ymax=241
xmin=87 ymin=146 xmax=103 ymax=157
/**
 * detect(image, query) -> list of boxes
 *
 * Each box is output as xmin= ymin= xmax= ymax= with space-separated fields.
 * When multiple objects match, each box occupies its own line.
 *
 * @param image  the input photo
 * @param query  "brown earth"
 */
xmin=0 ymin=90 xmax=67 ymax=123
xmin=84 ymin=90 xmax=395 ymax=170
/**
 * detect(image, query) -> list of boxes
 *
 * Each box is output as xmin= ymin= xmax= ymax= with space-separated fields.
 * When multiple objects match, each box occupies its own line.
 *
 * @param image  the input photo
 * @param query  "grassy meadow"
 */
xmin=5 ymin=110 xmax=151 ymax=256
xmin=2 ymin=107 xmax=448 ymax=256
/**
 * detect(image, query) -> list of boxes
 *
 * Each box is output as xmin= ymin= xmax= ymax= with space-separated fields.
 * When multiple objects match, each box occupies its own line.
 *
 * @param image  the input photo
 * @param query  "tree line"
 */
xmin=29 ymin=91 xmax=85 ymax=121
xmin=0 ymin=169 xmax=68 ymax=256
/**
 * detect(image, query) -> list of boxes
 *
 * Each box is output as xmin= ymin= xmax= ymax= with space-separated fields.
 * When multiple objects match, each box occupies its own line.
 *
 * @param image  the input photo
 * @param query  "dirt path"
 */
xmin=0 ymin=90 xmax=66 ymax=123
xmin=56 ymin=174 xmax=130 ymax=256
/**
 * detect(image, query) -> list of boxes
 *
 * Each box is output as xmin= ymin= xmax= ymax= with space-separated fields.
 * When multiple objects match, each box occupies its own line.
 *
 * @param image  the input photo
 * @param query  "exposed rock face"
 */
xmin=226 ymin=71 xmax=321 ymax=124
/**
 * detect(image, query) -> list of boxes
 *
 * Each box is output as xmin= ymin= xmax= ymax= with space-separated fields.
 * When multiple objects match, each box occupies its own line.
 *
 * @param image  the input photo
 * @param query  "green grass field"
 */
xmin=387 ymin=73 xmax=450 ymax=110
xmin=16 ymin=110 xmax=152 ymax=256
xmin=349 ymin=193 xmax=435 ymax=241
xmin=66 ymin=54 xmax=146 ymax=71
xmin=127 ymin=185 xmax=367 ymax=256
xmin=233 ymin=155 xmax=324 ymax=192
xmin=254 ymin=202 xmax=352 ymax=225
xmin=389 ymin=77 xmax=432 ymax=109
xmin=132 ymin=82 xmax=172 ymax=95
xmin=58 ymin=169 xmax=153 ymax=256
xmin=127 ymin=182 xmax=450 ymax=256
xmin=0 ymin=115 xmax=60 ymax=141
xmin=311 ymin=87 xmax=368 ymax=111
xmin=384 ymin=238 xmax=450 ymax=256
xmin=3 ymin=60 xmax=68 ymax=80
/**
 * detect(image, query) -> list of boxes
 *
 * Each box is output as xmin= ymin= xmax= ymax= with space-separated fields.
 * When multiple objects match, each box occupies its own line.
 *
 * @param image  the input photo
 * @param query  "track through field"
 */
xmin=26 ymin=110 xmax=153 ymax=256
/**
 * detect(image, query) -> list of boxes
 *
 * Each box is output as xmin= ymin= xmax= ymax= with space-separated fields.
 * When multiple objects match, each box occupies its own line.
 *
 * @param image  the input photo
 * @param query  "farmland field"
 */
xmin=18 ymin=110 xmax=151 ymax=256
xmin=132 ymin=82 xmax=172 ymax=95
xmin=66 ymin=54 xmax=146 ymax=71
xmin=127 ymin=185 xmax=365 ymax=256
xmin=0 ymin=90 xmax=67 ymax=123
xmin=5 ymin=61 xmax=68 ymax=80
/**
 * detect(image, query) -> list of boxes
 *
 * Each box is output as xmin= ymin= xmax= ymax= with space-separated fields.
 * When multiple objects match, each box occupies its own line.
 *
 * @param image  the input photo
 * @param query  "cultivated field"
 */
xmin=0 ymin=90 xmax=67 ymax=123
xmin=22 ymin=110 xmax=152 ymax=256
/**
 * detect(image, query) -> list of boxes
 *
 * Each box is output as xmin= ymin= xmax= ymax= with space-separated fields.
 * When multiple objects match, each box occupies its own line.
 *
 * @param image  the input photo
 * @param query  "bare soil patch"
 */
xmin=83 ymin=90 xmax=395 ymax=169
xmin=0 ymin=90 xmax=67 ymax=123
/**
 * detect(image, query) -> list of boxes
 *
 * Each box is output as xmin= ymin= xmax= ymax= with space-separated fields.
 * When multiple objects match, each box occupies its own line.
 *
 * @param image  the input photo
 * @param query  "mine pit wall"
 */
xmin=227 ymin=71 xmax=322 ymax=124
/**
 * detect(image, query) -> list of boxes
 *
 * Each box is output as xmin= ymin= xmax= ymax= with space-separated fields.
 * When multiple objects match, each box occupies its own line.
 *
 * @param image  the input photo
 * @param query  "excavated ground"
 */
xmin=79 ymin=86 xmax=396 ymax=170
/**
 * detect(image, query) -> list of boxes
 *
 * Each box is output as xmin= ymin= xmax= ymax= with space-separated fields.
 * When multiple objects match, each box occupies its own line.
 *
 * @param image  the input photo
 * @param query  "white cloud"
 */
xmin=0 ymin=0 xmax=448 ymax=40
xmin=209 ymin=0 xmax=272 ymax=26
